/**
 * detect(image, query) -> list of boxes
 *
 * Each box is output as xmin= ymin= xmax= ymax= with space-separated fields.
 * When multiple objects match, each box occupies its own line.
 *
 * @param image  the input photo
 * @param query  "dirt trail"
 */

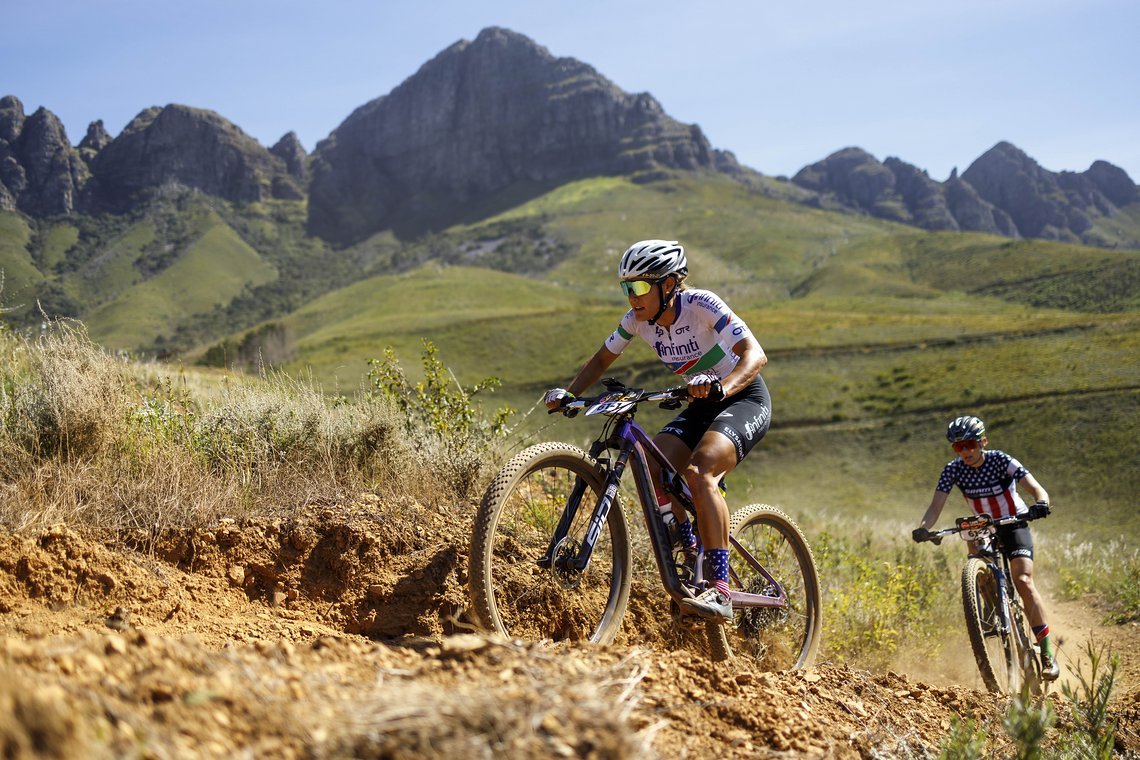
xmin=0 ymin=499 xmax=1136 ymax=758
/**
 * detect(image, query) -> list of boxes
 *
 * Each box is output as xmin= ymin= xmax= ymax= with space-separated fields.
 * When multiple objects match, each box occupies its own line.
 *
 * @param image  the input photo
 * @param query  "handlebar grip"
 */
xmin=707 ymin=380 xmax=725 ymax=402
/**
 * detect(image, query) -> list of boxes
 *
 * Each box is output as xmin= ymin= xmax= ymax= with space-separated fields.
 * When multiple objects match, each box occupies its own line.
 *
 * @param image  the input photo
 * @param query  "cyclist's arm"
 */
xmin=918 ymin=489 xmax=950 ymax=531
xmin=719 ymin=335 xmax=766 ymax=397
xmin=1020 ymin=472 xmax=1049 ymax=505
xmin=565 ymin=345 xmax=620 ymax=397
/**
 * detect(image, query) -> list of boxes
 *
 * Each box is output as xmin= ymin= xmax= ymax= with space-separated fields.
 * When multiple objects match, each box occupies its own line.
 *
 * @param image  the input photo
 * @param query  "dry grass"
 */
xmin=325 ymin=642 xmax=654 ymax=759
xmin=0 ymin=321 xmax=494 ymax=536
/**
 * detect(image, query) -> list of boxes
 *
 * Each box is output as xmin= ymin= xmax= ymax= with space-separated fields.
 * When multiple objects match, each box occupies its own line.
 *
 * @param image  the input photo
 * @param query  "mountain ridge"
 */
xmin=2 ymin=27 xmax=1136 ymax=249
xmin=305 ymin=26 xmax=746 ymax=243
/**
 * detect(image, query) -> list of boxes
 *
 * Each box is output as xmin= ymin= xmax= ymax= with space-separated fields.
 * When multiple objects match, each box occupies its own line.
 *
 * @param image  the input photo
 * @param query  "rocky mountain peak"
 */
xmin=0 ymin=95 xmax=25 ymax=142
xmin=1085 ymin=159 xmax=1138 ymax=207
xmin=79 ymin=120 xmax=112 ymax=155
xmin=791 ymin=140 xmax=1135 ymax=246
xmin=87 ymin=104 xmax=303 ymax=211
xmin=270 ymin=131 xmax=308 ymax=181
xmin=308 ymin=26 xmax=732 ymax=244
xmin=0 ymin=96 xmax=88 ymax=215
xmin=963 ymin=142 xmax=1090 ymax=242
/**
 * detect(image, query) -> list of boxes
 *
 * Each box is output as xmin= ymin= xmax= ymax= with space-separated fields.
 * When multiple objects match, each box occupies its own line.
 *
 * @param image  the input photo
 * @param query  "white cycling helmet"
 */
xmin=617 ymin=240 xmax=687 ymax=281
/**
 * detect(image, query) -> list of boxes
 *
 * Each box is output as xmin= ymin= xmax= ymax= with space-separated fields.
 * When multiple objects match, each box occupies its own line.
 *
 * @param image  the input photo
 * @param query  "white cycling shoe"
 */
xmin=678 ymin=587 xmax=732 ymax=623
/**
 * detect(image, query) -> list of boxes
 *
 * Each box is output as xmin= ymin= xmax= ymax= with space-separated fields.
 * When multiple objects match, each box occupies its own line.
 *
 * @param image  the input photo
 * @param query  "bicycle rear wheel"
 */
xmin=718 ymin=504 xmax=822 ymax=669
xmin=468 ymin=442 xmax=632 ymax=644
xmin=962 ymin=557 xmax=1018 ymax=693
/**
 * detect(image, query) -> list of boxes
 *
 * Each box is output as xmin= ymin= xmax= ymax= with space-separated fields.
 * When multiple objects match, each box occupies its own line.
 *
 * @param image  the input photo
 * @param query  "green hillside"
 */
xmin=0 ymin=213 xmax=44 ymax=309
xmin=84 ymin=221 xmax=278 ymax=349
xmin=195 ymin=173 xmax=1137 ymax=544
xmin=2 ymin=173 xmax=1137 ymax=544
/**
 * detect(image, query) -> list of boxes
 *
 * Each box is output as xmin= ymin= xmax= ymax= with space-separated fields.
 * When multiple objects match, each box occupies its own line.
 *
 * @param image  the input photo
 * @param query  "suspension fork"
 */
xmin=537 ymin=435 xmax=634 ymax=573
xmin=990 ymin=557 xmax=1013 ymax=633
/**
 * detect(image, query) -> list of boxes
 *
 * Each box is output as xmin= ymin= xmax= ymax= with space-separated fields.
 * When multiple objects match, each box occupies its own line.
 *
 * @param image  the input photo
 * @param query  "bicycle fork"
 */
xmin=537 ymin=440 xmax=630 ymax=574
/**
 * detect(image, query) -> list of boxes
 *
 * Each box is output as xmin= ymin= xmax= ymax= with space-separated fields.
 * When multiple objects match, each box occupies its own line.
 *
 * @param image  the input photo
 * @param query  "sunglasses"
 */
xmin=620 ymin=280 xmax=658 ymax=297
xmin=951 ymin=440 xmax=981 ymax=452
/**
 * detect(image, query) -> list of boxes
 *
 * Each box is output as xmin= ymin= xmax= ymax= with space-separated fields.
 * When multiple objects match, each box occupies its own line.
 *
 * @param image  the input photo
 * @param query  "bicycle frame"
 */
xmin=969 ymin=535 xmax=1017 ymax=638
xmin=540 ymin=388 xmax=788 ymax=612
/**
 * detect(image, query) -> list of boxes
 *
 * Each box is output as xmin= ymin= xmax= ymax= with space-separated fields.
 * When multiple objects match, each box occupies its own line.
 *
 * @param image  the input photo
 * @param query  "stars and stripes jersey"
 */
xmin=604 ymin=288 xmax=754 ymax=382
xmin=935 ymin=449 xmax=1031 ymax=519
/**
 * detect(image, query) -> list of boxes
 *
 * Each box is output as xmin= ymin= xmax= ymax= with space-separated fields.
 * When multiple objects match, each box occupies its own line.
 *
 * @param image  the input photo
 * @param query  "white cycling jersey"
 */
xmin=604 ymin=288 xmax=754 ymax=382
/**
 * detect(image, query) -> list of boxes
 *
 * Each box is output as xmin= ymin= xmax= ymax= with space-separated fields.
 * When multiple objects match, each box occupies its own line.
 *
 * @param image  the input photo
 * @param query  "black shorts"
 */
xmin=659 ymin=376 xmax=771 ymax=462
xmin=997 ymin=522 xmax=1035 ymax=561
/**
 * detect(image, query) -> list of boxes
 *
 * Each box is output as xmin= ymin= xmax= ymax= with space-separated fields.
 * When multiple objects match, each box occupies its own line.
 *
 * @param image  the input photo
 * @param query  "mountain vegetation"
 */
xmin=0 ymin=26 xmax=1136 ymax=544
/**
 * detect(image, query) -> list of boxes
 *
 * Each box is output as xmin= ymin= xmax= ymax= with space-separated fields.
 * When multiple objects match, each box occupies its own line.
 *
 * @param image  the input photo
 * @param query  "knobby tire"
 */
xmin=962 ymin=557 xmax=1019 ymax=693
xmin=712 ymin=504 xmax=822 ymax=668
xmin=468 ymin=442 xmax=632 ymax=644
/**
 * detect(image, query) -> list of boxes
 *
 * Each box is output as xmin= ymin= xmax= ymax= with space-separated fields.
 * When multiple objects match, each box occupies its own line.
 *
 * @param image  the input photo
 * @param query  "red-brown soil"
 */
xmin=1 ymin=499 xmax=1136 ymax=758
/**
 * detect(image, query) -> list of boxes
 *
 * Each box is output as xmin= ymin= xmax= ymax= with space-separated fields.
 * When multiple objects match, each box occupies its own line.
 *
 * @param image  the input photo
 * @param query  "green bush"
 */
xmin=1056 ymin=642 xmax=1119 ymax=759
xmin=938 ymin=716 xmax=987 ymax=760
xmin=814 ymin=530 xmax=955 ymax=665
xmin=0 ymin=321 xmax=514 ymax=533
xmin=1002 ymin=690 xmax=1055 ymax=760
xmin=367 ymin=339 xmax=514 ymax=499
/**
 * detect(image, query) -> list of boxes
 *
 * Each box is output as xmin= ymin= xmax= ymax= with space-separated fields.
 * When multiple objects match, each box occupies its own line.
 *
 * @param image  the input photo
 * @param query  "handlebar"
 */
xmin=547 ymin=378 xmax=723 ymax=417
xmin=548 ymin=381 xmax=690 ymax=417
xmin=915 ymin=510 xmax=1046 ymax=545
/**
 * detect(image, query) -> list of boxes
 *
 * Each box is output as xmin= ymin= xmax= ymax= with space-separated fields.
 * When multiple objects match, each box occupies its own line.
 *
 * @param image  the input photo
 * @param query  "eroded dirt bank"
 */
xmin=1 ymin=500 xmax=1136 ymax=758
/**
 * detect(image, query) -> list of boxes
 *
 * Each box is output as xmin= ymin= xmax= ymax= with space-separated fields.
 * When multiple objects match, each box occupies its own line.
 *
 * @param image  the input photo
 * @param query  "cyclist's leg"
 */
xmin=650 ymin=431 xmax=692 ymax=508
xmin=1004 ymin=527 xmax=1046 ymax=629
xmin=1007 ymin=527 xmax=1059 ymax=678
xmin=649 ymin=432 xmax=692 ymax=486
xmin=676 ymin=431 xmax=737 ymax=620
xmin=687 ymin=377 xmax=771 ymax=550
xmin=683 ymin=430 xmax=736 ymax=550
xmin=1010 ymin=556 xmax=1047 ymax=629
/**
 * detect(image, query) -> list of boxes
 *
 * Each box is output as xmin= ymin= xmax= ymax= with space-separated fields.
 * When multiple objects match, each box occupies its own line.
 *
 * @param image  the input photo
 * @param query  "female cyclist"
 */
xmin=544 ymin=239 xmax=770 ymax=622
xmin=912 ymin=415 xmax=1059 ymax=680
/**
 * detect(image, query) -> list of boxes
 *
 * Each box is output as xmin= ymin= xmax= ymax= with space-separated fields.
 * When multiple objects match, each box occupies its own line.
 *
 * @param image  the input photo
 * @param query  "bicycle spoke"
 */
xmin=470 ymin=444 xmax=631 ymax=645
xmin=727 ymin=505 xmax=821 ymax=670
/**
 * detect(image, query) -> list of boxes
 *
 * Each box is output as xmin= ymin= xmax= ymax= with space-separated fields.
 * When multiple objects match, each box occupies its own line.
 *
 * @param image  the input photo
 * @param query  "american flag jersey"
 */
xmin=935 ymin=449 xmax=1030 ymax=519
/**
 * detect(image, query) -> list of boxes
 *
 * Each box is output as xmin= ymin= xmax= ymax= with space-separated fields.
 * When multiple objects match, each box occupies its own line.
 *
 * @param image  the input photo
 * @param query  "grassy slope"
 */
xmin=85 ymin=218 xmax=277 ymax=349
xmin=61 ymin=218 xmax=157 ymax=305
xmin=0 ymin=213 xmax=44 ymax=308
xmin=255 ymin=174 xmax=1138 ymax=543
xmin=4 ymin=175 xmax=1136 ymax=542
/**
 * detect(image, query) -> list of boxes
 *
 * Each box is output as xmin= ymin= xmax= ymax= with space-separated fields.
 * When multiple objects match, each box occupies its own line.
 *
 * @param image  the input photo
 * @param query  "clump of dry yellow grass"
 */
xmin=0 ymin=321 xmax=496 ymax=535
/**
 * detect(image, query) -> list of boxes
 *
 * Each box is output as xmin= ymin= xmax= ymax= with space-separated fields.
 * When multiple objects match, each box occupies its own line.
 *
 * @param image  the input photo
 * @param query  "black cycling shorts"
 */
xmin=659 ymin=376 xmax=771 ymax=462
xmin=997 ymin=521 xmax=1035 ymax=561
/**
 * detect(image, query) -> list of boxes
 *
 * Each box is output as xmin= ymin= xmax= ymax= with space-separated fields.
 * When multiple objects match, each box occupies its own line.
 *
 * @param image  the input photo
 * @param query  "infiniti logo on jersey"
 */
xmin=654 ymin=338 xmax=700 ymax=358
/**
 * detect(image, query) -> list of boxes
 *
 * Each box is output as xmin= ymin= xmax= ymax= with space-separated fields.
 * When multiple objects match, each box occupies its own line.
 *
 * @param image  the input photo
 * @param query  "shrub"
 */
xmin=367 ymin=339 xmax=514 ymax=500
xmin=815 ymin=530 xmax=954 ymax=666
xmin=0 ymin=321 xmax=512 ymax=534
xmin=1056 ymin=641 xmax=1119 ymax=759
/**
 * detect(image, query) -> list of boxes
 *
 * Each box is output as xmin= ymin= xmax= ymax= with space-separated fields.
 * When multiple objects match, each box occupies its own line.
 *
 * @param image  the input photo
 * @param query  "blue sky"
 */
xmin=5 ymin=0 xmax=1139 ymax=182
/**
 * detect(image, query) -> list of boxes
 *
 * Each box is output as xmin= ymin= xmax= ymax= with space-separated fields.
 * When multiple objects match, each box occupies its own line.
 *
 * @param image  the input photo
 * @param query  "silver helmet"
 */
xmin=617 ymin=240 xmax=687 ymax=281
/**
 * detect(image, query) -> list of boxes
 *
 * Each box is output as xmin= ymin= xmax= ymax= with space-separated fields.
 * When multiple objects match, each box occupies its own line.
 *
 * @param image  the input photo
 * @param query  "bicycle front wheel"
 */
xmin=722 ymin=504 xmax=822 ymax=669
xmin=1010 ymin=598 xmax=1043 ymax=696
xmin=468 ymin=442 xmax=632 ymax=644
xmin=962 ymin=557 xmax=1018 ymax=693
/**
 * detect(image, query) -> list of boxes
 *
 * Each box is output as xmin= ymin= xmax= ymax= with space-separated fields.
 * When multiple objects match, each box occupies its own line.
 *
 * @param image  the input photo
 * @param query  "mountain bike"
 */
xmin=915 ymin=511 xmax=1047 ymax=695
xmin=468 ymin=378 xmax=822 ymax=666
